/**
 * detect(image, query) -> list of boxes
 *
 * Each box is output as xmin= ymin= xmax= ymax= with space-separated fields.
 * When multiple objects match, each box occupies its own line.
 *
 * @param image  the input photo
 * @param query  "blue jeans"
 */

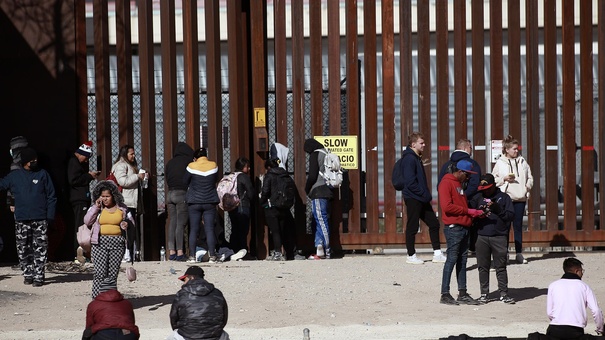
xmin=167 ymin=189 xmax=188 ymax=252
xmin=311 ymin=198 xmax=330 ymax=249
xmin=188 ymin=203 xmax=217 ymax=257
xmin=512 ymin=201 xmax=526 ymax=254
xmin=441 ymin=224 xmax=469 ymax=295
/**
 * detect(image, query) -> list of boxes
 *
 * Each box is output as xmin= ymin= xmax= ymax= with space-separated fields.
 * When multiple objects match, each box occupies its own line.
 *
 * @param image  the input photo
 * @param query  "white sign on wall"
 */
xmin=491 ymin=140 xmax=503 ymax=163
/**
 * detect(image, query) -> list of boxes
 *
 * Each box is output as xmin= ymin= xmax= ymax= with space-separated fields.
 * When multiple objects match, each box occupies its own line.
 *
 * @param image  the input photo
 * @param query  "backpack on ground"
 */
xmin=391 ymin=153 xmax=409 ymax=190
xmin=270 ymin=172 xmax=297 ymax=209
xmin=106 ymin=172 xmax=123 ymax=192
xmin=217 ymin=172 xmax=241 ymax=211
xmin=316 ymin=149 xmax=343 ymax=188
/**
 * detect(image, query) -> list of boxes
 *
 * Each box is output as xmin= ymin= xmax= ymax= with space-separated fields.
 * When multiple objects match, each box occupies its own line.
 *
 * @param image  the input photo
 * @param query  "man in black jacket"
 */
xmin=67 ymin=141 xmax=99 ymax=262
xmin=168 ymin=266 xmax=229 ymax=340
xmin=469 ymin=174 xmax=515 ymax=304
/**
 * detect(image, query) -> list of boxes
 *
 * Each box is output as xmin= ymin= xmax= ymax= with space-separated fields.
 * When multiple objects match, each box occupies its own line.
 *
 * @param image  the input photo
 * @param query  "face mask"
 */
xmin=28 ymin=161 xmax=39 ymax=171
xmin=9 ymin=149 xmax=13 ymax=157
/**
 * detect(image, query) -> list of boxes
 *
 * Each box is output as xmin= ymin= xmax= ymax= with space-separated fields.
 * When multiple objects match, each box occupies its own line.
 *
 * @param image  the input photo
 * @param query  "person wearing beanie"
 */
xmin=68 ymin=141 xmax=99 ymax=263
xmin=0 ymin=147 xmax=57 ymax=287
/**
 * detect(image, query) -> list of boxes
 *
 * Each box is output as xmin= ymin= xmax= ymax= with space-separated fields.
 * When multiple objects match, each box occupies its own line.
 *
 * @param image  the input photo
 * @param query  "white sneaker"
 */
xmin=231 ymin=249 xmax=247 ymax=261
xmin=122 ymin=249 xmax=131 ymax=263
xmin=432 ymin=253 xmax=446 ymax=263
xmin=316 ymin=245 xmax=325 ymax=258
xmin=406 ymin=254 xmax=424 ymax=264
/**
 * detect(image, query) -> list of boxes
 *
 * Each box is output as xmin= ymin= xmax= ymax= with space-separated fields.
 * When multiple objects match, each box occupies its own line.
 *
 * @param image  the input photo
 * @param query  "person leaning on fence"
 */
xmin=546 ymin=258 xmax=604 ymax=339
xmin=260 ymin=158 xmax=296 ymax=261
xmin=438 ymin=160 xmax=484 ymax=306
xmin=226 ymin=157 xmax=255 ymax=261
xmin=304 ymin=138 xmax=333 ymax=260
xmin=397 ymin=132 xmax=445 ymax=265
xmin=111 ymin=145 xmax=146 ymax=262
xmin=165 ymin=142 xmax=194 ymax=261
xmin=184 ymin=148 xmax=220 ymax=263
xmin=168 ymin=266 xmax=229 ymax=340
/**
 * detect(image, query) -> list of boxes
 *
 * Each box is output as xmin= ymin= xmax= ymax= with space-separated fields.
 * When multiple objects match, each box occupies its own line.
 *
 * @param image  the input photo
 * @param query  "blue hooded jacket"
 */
xmin=0 ymin=168 xmax=56 ymax=221
xmin=400 ymin=147 xmax=432 ymax=203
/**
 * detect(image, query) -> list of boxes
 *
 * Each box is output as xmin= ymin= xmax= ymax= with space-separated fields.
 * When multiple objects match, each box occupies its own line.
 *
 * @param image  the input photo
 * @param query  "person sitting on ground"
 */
xmin=83 ymin=289 xmax=139 ymax=340
xmin=546 ymin=258 xmax=604 ymax=339
xmin=168 ymin=266 xmax=229 ymax=340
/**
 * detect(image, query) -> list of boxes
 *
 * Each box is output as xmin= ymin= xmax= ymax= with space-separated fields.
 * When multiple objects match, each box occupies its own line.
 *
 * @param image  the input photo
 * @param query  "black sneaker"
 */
xmin=457 ymin=293 xmax=481 ymax=305
xmin=477 ymin=294 xmax=489 ymax=304
xmin=500 ymin=295 xmax=516 ymax=304
xmin=440 ymin=293 xmax=459 ymax=305
xmin=23 ymin=277 xmax=33 ymax=285
xmin=32 ymin=281 xmax=43 ymax=287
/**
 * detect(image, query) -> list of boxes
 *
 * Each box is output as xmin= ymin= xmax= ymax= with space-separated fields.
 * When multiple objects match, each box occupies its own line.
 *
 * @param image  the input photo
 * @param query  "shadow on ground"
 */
xmin=129 ymin=294 xmax=175 ymax=311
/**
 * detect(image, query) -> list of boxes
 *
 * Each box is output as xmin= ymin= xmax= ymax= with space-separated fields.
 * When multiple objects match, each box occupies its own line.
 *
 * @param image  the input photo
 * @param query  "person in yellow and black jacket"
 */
xmin=184 ymin=148 xmax=220 ymax=263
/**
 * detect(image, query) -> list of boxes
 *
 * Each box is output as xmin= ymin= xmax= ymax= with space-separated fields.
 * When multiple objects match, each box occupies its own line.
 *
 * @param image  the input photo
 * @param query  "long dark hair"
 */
xmin=115 ymin=144 xmax=137 ymax=168
xmin=234 ymin=157 xmax=250 ymax=172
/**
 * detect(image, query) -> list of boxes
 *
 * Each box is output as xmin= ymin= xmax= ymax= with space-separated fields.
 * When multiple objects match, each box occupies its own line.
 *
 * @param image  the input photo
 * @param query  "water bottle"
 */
xmin=303 ymin=328 xmax=310 ymax=340
xmin=139 ymin=169 xmax=148 ymax=189
xmin=160 ymin=246 xmax=166 ymax=261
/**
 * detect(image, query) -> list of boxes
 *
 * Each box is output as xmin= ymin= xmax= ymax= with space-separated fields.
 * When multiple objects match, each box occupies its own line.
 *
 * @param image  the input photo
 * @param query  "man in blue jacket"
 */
xmin=0 ymin=147 xmax=56 ymax=287
xmin=399 ymin=132 xmax=444 ymax=265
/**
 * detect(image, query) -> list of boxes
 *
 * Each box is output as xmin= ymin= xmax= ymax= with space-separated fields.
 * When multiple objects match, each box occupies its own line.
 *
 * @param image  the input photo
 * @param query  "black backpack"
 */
xmin=391 ymin=153 xmax=409 ymax=190
xmin=270 ymin=172 xmax=297 ymax=209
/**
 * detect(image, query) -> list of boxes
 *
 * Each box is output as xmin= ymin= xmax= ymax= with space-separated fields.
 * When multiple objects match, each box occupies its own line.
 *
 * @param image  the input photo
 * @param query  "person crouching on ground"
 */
xmin=469 ymin=173 xmax=515 ymax=304
xmin=83 ymin=180 xmax=135 ymax=298
xmin=82 ymin=289 xmax=139 ymax=340
xmin=546 ymin=258 xmax=604 ymax=339
xmin=168 ymin=266 xmax=229 ymax=340
xmin=438 ymin=160 xmax=484 ymax=305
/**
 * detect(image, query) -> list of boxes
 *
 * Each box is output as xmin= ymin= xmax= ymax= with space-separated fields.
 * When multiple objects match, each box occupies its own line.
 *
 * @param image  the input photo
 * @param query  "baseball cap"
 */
xmin=478 ymin=173 xmax=495 ymax=191
xmin=178 ymin=265 xmax=205 ymax=281
xmin=456 ymin=160 xmax=477 ymax=174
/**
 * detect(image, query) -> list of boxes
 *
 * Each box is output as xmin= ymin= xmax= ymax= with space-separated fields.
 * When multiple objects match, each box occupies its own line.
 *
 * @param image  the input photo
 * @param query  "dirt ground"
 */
xmin=0 ymin=251 xmax=604 ymax=340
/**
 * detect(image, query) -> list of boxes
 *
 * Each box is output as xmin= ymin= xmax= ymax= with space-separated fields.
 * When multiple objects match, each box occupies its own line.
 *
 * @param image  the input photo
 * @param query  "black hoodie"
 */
xmin=165 ymin=142 xmax=194 ymax=191
xmin=303 ymin=138 xmax=333 ymax=199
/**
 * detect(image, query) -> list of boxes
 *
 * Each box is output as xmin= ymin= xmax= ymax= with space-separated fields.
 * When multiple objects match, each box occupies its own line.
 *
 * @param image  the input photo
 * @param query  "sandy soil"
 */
xmin=0 ymin=251 xmax=604 ymax=340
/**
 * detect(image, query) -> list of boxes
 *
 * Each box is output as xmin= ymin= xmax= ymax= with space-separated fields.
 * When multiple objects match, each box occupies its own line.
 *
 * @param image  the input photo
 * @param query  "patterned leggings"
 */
xmin=15 ymin=220 xmax=48 ymax=283
xmin=92 ymin=235 xmax=125 ymax=298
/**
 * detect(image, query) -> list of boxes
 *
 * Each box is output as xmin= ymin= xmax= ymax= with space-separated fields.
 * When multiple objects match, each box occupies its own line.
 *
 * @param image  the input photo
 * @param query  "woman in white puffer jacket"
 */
xmin=492 ymin=135 xmax=534 ymax=265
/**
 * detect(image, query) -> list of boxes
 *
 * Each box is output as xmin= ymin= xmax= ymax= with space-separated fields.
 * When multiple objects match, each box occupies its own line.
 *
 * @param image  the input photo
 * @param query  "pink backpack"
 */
xmin=217 ymin=172 xmax=241 ymax=211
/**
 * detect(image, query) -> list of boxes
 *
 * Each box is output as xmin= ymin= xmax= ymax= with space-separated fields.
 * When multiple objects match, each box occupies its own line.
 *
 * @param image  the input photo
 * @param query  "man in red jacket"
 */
xmin=438 ymin=160 xmax=484 ymax=305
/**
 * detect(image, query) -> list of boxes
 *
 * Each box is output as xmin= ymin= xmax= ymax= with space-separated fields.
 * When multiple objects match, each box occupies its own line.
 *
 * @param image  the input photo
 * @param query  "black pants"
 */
xmin=404 ymin=198 xmax=441 ymax=256
xmin=265 ymin=207 xmax=295 ymax=257
xmin=546 ymin=324 xmax=584 ymax=339
xmin=476 ymin=234 xmax=509 ymax=296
